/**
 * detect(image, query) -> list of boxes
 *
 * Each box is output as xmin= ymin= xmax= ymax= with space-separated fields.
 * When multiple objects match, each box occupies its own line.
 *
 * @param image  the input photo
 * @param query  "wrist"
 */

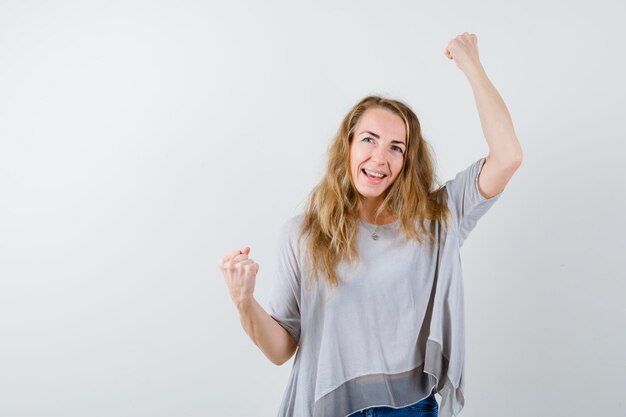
xmin=465 ymin=64 xmax=487 ymax=83
xmin=236 ymin=296 xmax=256 ymax=314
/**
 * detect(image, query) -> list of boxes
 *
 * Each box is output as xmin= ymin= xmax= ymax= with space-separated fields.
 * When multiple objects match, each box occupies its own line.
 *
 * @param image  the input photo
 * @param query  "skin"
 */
xmin=443 ymin=32 xmax=482 ymax=75
xmin=349 ymin=106 xmax=407 ymax=225
xmin=219 ymin=246 xmax=256 ymax=310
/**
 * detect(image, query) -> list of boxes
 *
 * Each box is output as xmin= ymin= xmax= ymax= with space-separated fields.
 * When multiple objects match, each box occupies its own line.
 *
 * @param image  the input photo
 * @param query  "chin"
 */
xmin=357 ymin=189 xmax=386 ymax=199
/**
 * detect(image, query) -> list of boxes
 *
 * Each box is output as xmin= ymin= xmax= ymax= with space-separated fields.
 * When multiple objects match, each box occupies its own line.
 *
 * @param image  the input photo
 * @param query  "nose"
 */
xmin=370 ymin=145 xmax=386 ymax=165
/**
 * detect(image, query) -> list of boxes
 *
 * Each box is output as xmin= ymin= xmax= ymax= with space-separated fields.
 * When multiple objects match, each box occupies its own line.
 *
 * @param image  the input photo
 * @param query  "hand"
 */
xmin=218 ymin=246 xmax=259 ymax=309
xmin=444 ymin=32 xmax=483 ymax=76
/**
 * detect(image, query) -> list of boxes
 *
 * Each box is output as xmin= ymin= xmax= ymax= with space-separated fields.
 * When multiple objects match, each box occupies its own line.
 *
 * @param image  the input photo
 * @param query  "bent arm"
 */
xmin=466 ymin=65 xmax=523 ymax=198
xmin=238 ymin=297 xmax=298 ymax=366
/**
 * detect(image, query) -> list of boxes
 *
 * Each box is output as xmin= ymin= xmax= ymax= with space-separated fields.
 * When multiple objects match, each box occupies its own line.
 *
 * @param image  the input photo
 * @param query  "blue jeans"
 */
xmin=347 ymin=389 xmax=438 ymax=417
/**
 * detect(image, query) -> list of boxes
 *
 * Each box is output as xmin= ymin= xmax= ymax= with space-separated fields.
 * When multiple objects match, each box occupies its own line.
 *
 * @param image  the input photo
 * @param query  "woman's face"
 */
xmin=349 ymin=107 xmax=407 ymax=205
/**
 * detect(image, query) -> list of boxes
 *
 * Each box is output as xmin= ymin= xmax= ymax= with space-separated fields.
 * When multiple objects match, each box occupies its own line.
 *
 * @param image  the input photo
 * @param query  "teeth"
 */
xmin=364 ymin=168 xmax=385 ymax=178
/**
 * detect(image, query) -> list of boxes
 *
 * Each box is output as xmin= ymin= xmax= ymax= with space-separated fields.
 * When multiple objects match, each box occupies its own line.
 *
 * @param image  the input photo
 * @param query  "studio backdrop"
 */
xmin=1 ymin=1 xmax=624 ymax=417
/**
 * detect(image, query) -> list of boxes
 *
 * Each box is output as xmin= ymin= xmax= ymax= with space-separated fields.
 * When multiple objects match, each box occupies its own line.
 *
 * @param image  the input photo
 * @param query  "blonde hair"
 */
xmin=297 ymin=95 xmax=451 ymax=291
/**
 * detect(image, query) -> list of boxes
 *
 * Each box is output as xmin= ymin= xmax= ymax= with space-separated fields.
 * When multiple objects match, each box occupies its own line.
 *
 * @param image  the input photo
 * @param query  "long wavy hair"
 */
xmin=297 ymin=95 xmax=451 ymax=291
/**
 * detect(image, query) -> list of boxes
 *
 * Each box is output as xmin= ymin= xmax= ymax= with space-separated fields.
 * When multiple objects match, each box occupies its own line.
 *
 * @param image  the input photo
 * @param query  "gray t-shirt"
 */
xmin=268 ymin=157 xmax=503 ymax=417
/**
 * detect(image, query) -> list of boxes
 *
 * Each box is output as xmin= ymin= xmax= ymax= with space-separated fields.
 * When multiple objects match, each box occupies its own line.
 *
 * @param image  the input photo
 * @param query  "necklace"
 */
xmin=361 ymin=216 xmax=396 ymax=240
xmin=366 ymin=221 xmax=385 ymax=240
xmin=371 ymin=225 xmax=380 ymax=240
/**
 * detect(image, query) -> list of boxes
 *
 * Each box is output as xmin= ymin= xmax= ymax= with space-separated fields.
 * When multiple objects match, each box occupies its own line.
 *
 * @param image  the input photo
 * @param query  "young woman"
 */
xmin=219 ymin=32 xmax=522 ymax=417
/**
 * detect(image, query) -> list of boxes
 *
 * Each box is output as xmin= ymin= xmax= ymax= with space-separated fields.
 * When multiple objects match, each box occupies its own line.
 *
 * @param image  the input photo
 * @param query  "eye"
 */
xmin=362 ymin=137 xmax=404 ymax=154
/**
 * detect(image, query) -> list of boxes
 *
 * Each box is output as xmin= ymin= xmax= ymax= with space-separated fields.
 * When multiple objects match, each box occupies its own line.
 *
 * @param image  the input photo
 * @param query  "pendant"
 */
xmin=371 ymin=232 xmax=378 ymax=240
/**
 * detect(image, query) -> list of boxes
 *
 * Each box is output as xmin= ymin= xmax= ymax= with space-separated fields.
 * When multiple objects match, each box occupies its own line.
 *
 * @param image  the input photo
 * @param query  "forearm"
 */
xmin=466 ymin=65 xmax=523 ymax=162
xmin=238 ymin=297 xmax=297 ymax=366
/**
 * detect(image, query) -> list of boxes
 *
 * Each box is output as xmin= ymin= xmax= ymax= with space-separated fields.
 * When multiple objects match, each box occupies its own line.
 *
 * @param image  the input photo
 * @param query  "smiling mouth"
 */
xmin=362 ymin=168 xmax=387 ymax=179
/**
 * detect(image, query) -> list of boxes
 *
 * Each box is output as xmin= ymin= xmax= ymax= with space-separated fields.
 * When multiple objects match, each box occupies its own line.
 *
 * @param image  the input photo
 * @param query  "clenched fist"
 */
xmin=444 ymin=32 xmax=483 ymax=75
xmin=218 ymin=246 xmax=260 ymax=310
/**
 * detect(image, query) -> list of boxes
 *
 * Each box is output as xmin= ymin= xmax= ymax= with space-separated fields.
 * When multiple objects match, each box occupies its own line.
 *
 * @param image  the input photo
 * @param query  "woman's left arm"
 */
xmin=445 ymin=32 xmax=523 ymax=199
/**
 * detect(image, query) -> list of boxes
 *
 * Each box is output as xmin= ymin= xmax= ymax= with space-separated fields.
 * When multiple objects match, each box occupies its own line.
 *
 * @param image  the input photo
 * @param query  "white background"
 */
xmin=1 ymin=1 xmax=625 ymax=416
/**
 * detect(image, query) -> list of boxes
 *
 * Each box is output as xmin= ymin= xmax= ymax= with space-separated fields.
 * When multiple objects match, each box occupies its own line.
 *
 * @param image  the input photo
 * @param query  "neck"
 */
xmin=358 ymin=199 xmax=395 ymax=225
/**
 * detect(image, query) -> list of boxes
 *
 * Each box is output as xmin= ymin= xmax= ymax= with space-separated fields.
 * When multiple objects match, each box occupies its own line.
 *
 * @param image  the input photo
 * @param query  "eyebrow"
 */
xmin=359 ymin=130 xmax=406 ymax=146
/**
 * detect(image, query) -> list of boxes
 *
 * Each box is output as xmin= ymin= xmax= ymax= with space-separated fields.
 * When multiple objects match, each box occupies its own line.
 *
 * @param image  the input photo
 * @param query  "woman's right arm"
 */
xmin=219 ymin=247 xmax=298 ymax=366
xmin=237 ymin=297 xmax=298 ymax=366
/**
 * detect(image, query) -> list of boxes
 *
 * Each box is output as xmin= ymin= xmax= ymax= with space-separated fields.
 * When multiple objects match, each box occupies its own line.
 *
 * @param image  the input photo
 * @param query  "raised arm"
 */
xmin=445 ymin=32 xmax=523 ymax=198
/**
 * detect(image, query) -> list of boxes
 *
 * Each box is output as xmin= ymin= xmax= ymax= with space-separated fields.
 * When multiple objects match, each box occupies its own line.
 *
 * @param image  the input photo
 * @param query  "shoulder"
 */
xmin=278 ymin=213 xmax=307 ymax=244
xmin=282 ymin=213 xmax=305 ymax=232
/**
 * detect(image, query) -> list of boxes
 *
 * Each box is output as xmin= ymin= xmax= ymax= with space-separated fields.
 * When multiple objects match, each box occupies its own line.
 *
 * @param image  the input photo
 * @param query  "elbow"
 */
xmin=272 ymin=342 xmax=298 ymax=366
xmin=491 ymin=137 xmax=523 ymax=168
xmin=272 ymin=355 xmax=290 ymax=366
xmin=508 ymin=153 xmax=523 ymax=171
xmin=492 ymin=148 xmax=523 ymax=169
xmin=511 ymin=140 xmax=524 ymax=166
xmin=512 ymin=148 xmax=523 ymax=166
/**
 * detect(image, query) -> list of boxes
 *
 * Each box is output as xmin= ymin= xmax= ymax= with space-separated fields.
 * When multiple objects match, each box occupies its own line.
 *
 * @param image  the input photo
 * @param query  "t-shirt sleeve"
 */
xmin=267 ymin=218 xmax=302 ymax=344
xmin=444 ymin=156 xmax=504 ymax=247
